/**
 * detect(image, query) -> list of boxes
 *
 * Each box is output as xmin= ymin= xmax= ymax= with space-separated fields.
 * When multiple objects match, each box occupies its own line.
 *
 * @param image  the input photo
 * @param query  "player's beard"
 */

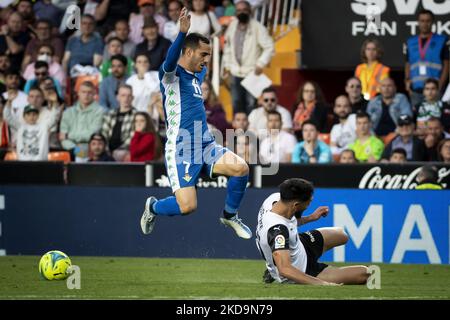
xmin=294 ymin=210 xmax=304 ymax=219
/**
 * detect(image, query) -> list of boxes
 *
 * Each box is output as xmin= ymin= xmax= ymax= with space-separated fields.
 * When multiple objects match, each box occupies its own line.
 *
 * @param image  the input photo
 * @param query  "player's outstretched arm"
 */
xmin=298 ymin=206 xmax=329 ymax=226
xmin=273 ymin=250 xmax=341 ymax=286
xmin=163 ymin=7 xmax=191 ymax=73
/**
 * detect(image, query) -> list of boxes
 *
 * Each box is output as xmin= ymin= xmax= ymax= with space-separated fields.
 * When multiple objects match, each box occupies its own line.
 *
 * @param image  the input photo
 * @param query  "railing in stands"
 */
xmin=211 ymin=0 xmax=302 ymax=96
xmin=256 ymin=0 xmax=301 ymax=40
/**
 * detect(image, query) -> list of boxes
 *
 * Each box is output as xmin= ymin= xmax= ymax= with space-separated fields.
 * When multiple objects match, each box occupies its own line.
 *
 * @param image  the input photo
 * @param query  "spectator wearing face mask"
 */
xmin=22 ymin=44 xmax=66 ymax=87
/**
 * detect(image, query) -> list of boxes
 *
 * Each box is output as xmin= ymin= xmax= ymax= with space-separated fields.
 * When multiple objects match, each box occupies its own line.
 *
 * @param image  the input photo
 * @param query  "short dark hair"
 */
xmin=4 ymin=68 xmax=21 ymax=78
xmin=279 ymin=178 xmax=314 ymax=203
xmin=356 ymin=110 xmax=371 ymax=121
xmin=424 ymin=78 xmax=439 ymax=88
xmin=89 ymin=132 xmax=107 ymax=144
xmin=266 ymin=110 xmax=282 ymax=121
xmin=34 ymin=60 xmax=49 ymax=70
xmin=111 ymin=54 xmax=128 ymax=67
xmin=182 ymin=33 xmax=210 ymax=54
xmin=35 ymin=19 xmax=52 ymax=29
xmin=301 ymin=119 xmax=318 ymax=130
xmin=418 ymin=9 xmax=434 ymax=20
xmin=418 ymin=165 xmax=439 ymax=184
xmin=107 ymin=36 xmax=123 ymax=45
xmin=391 ymin=148 xmax=407 ymax=158
xmin=262 ymin=86 xmax=277 ymax=95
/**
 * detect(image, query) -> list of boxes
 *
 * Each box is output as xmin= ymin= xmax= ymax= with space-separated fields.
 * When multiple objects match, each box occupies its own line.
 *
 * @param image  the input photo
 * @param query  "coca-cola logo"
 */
xmin=359 ymin=166 xmax=450 ymax=189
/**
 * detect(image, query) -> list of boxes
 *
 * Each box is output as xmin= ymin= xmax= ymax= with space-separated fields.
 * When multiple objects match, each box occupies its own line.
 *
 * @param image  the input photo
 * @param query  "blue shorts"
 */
xmin=165 ymin=141 xmax=229 ymax=193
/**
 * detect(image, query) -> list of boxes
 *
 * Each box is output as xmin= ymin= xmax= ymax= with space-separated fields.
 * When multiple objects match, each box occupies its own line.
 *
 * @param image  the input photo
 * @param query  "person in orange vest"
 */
xmin=355 ymin=39 xmax=390 ymax=100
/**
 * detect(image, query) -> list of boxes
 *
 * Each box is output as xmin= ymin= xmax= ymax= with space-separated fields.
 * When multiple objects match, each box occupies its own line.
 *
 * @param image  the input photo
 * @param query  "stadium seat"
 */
xmin=381 ymin=132 xmax=396 ymax=146
xmin=219 ymin=16 xmax=233 ymax=27
xmin=4 ymin=151 xmax=17 ymax=161
xmin=48 ymin=151 xmax=71 ymax=164
xmin=319 ymin=133 xmax=331 ymax=145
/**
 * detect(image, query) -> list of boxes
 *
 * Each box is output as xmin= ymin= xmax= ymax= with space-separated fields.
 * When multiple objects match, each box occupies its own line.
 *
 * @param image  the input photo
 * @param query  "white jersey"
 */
xmin=255 ymin=193 xmax=308 ymax=283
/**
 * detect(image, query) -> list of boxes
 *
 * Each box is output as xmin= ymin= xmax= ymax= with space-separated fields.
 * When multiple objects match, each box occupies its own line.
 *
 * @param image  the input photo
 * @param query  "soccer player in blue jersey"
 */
xmin=140 ymin=8 xmax=252 ymax=239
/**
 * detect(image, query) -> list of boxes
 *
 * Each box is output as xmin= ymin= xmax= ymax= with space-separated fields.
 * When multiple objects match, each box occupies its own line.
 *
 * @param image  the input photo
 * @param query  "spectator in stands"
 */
xmin=148 ymin=91 xmax=166 ymax=139
xmin=248 ymin=86 xmax=292 ymax=139
xmin=0 ymin=53 xmax=10 ymax=85
xmin=222 ymin=0 xmax=274 ymax=115
xmin=424 ymin=117 xmax=450 ymax=161
xmin=33 ymin=0 xmax=64 ymax=29
xmin=94 ymin=0 xmax=139 ymax=38
xmin=87 ymin=132 xmax=115 ymax=162
xmin=227 ymin=111 xmax=258 ymax=164
xmin=188 ymin=0 xmax=221 ymax=38
xmin=39 ymin=82 xmax=64 ymax=149
xmin=345 ymin=77 xmax=368 ymax=113
xmin=259 ymin=110 xmax=297 ymax=164
xmin=416 ymin=78 xmax=450 ymax=133
xmin=291 ymin=120 xmax=332 ymax=164
xmin=355 ymin=39 xmax=390 ymax=100
xmin=59 ymin=81 xmax=105 ymax=161
xmin=100 ymin=37 xmax=134 ymax=79
xmin=103 ymin=20 xmax=136 ymax=60
xmin=164 ymin=0 xmax=182 ymax=42
xmin=381 ymin=114 xmax=426 ymax=162
xmin=23 ymin=61 xmax=63 ymax=98
xmin=62 ymin=14 xmax=104 ymax=75
xmin=0 ymin=96 xmax=9 ymax=159
xmin=126 ymin=54 xmax=160 ymax=113
xmin=405 ymin=9 xmax=449 ymax=108
xmin=99 ymin=54 xmax=129 ymax=110
xmin=130 ymin=111 xmax=161 ymax=162
xmin=129 ymin=0 xmax=167 ymax=44
xmin=134 ymin=17 xmax=171 ymax=72
xmin=367 ymin=77 xmax=412 ymax=137
xmin=292 ymin=81 xmax=328 ymax=136
xmin=348 ymin=112 xmax=384 ymax=163
xmin=330 ymin=95 xmax=356 ymax=156
xmin=388 ymin=148 xmax=407 ymax=164
xmin=415 ymin=165 xmax=442 ymax=190
xmin=339 ymin=149 xmax=357 ymax=164
xmin=21 ymin=19 xmax=64 ymax=71
xmin=101 ymin=84 xmax=137 ymax=161
xmin=14 ymin=105 xmax=50 ymax=160
xmin=22 ymin=44 xmax=66 ymax=88
xmin=201 ymin=80 xmax=231 ymax=139
xmin=0 ymin=12 xmax=31 ymax=72
xmin=15 ymin=0 xmax=35 ymax=30
xmin=438 ymin=138 xmax=450 ymax=163
xmin=2 ymin=69 xmax=28 ymax=137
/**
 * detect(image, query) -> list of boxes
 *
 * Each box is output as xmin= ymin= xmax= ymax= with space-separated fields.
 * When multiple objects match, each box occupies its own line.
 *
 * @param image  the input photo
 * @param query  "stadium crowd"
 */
xmin=0 ymin=0 xmax=449 ymax=165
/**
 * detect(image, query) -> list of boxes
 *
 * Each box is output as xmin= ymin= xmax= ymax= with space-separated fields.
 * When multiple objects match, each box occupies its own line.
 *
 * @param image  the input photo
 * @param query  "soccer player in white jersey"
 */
xmin=256 ymin=178 xmax=370 ymax=285
xmin=140 ymin=8 xmax=252 ymax=239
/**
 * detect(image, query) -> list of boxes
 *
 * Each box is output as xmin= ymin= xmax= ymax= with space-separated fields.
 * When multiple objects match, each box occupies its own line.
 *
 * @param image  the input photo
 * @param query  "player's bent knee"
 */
xmin=358 ymin=266 xmax=370 ymax=284
xmin=336 ymin=227 xmax=349 ymax=245
xmin=234 ymin=163 xmax=249 ymax=177
xmin=177 ymin=200 xmax=197 ymax=215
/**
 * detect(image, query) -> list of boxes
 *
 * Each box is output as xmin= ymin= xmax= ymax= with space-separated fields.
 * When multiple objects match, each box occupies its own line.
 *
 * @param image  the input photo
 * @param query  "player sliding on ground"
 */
xmin=256 ymin=178 xmax=370 ymax=285
xmin=140 ymin=8 xmax=252 ymax=239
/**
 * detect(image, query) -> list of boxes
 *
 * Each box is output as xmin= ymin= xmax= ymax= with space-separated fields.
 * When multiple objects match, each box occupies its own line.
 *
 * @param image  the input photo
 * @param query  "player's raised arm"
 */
xmin=298 ymin=206 xmax=329 ymax=226
xmin=163 ymin=7 xmax=191 ymax=73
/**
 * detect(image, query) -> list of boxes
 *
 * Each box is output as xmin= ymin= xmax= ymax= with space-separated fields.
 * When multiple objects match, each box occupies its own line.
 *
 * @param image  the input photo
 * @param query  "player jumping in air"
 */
xmin=140 ymin=8 xmax=252 ymax=239
xmin=256 ymin=178 xmax=370 ymax=285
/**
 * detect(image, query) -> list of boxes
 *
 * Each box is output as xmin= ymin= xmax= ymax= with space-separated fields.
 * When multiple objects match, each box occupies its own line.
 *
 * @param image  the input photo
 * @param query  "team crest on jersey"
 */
xmin=183 ymin=174 xmax=192 ymax=182
xmin=192 ymin=79 xmax=203 ymax=99
xmin=274 ymin=235 xmax=285 ymax=249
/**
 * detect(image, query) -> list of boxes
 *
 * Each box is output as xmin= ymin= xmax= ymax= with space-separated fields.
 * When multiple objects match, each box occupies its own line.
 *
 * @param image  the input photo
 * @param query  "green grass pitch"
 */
xmin=0 ymin=256 xmax=449 ymax=299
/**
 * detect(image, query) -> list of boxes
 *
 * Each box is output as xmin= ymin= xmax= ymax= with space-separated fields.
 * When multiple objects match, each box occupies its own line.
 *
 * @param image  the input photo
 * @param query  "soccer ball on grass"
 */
xmin=38 ymin=250 xmax=72 ymax=280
